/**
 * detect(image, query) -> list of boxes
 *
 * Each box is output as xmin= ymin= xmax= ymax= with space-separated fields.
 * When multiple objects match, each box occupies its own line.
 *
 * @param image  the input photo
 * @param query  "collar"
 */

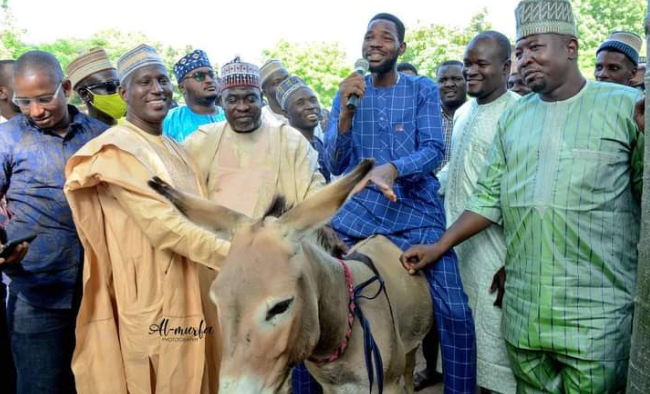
xmin=441 ymin=107 xmax=453 ymax=121
xmin=20 ymin=105 xmax=84 ymax=135
xmin=311 ymin=134 xmax=324 ymax=146
xmin=369 ymin=71 xmax=401 ymax=89
xmin=309 ymin=259 xmax=355 ymax=365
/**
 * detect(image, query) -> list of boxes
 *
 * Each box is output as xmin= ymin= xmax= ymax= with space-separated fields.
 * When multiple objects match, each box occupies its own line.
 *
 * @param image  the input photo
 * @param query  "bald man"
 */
xmin=0 ymin=50 xmax=107 ymax=394
xmin=0 ymin=60 xmax=20 ymax=122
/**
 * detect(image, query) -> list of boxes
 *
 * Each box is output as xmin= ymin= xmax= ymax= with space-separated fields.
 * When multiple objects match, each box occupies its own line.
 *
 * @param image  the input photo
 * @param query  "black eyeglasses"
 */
xmin=183 ymin=70 xmax=215 ymax=83
xmin=83 ymin=80 xmax=120 ymax=95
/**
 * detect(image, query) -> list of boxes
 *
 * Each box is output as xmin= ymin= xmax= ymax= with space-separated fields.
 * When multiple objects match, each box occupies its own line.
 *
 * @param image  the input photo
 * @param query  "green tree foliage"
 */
xmin=261 ymin=39 xmax=351 ymax=108
xmin=0 ymin=5 xmax=192 ymax=102
xmin=574 ymin=0 xmax=646 ymax=77
xmin=0 ymin=6 xmax=30 ymax=58
xmin=401 ymin=9 xmax=492 ymax=78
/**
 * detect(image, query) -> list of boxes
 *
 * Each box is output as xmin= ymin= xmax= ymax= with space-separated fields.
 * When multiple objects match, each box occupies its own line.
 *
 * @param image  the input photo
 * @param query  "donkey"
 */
xmin=148 ymin=159 xmax=433 ymax=394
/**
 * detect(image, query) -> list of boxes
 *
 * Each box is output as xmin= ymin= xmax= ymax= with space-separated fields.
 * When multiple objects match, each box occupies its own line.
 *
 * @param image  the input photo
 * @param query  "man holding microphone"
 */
xmin=324 ymin=12 xmax=477 ymax=394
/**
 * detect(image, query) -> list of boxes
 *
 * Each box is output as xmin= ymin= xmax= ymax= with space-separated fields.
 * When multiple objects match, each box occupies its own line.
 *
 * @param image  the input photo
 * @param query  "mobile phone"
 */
xmin=0 ymin=233 xmax=37 ymax=259
xmin=406 ymin=256 xmax=420 ymax=264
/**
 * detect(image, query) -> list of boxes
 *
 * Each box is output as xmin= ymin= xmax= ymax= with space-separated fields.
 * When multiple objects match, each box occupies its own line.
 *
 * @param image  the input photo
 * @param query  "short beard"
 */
xmin=230 ymin=117 xmax=262 ymax=133
xmin=528 ymin=79 xmax=546 ymax=93
xmin=442 ymin=98 xmax=465 ymax=111
xmin=369 ymin=55 xmax=399 ymax=75
xmin=194 ymin=92 xmax=218 ymax=106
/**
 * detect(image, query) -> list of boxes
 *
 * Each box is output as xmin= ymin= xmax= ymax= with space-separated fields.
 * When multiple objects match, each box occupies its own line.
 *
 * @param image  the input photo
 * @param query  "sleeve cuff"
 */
xmin=390 ymin=159 xmax=414 ymax=178
xmin=466 ymin=204 xmax=502 ymax=226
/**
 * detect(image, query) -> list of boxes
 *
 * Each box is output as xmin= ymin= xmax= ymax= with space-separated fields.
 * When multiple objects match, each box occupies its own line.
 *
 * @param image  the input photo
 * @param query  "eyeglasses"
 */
xmin=183 ymin=70 xmax=215 ymax=83
xmin=12 ymin=82 xmax=63 ymax=108
xmin=83 ymin=80 xmax=120 ymax=95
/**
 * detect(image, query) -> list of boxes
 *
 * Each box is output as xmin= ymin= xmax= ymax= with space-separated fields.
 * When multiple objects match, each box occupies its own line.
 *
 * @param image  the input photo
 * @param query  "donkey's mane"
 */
xmin=263 ymin=195 xmax=346 ymax=258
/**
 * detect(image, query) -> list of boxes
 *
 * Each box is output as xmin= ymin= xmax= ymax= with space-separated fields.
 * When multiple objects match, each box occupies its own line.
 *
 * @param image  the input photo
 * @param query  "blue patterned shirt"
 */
xmin=0 ymin=106 xmax=107 ymax=309
xmin=324 ymin=74 xmax=446 ymax=250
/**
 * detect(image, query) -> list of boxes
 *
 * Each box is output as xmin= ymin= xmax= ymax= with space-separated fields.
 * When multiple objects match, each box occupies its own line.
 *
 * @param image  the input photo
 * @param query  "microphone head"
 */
xmin=354 ymin=58 xmax=370 ymax=74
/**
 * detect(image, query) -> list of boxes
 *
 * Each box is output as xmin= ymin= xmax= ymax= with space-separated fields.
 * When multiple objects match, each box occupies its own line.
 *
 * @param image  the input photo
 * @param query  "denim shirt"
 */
xmin=0 ymin=106 xmax=107 ymax=309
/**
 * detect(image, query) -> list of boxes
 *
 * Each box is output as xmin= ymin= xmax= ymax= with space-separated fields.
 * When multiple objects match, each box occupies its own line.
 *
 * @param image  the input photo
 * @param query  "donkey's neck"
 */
xmin=303 ymin=243 xmax=351 ymax=360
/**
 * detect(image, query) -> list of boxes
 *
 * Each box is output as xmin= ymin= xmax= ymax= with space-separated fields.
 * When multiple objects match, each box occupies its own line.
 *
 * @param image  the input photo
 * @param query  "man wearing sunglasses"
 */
xmin=0 ymin=50 xmax=107 ymax=394
xmin=163 ymin=50 xmax=225 ymax=142
xmin=67 ymin=48 xmax=126 ymax=127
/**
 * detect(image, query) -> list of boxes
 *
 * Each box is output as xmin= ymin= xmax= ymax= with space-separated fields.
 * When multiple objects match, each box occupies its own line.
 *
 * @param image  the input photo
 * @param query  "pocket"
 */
xmin=570 ymin=149 xmax=625 ymax=163
xmin=558 ymin=139 xmax=630 ymax=204
xmin=389 ymin=120 xmax=416 ymax=158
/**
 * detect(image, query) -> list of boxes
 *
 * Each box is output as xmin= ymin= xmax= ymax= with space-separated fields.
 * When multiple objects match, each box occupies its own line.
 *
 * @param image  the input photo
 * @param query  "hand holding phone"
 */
xmin=0 ymin=233 xmax=36 ymax=265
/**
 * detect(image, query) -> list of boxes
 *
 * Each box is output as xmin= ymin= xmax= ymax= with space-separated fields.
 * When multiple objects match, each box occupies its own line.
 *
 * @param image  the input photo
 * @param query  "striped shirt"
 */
xmin=468 ymin=81 xmax=643 ymax=361
xmin=436 ymin=109 xmax=454 ymax=173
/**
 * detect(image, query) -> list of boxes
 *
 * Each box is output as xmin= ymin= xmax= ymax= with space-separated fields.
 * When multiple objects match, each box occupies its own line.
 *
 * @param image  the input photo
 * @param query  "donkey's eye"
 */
xmin=266 ymin=297 xmax=294 ymax=321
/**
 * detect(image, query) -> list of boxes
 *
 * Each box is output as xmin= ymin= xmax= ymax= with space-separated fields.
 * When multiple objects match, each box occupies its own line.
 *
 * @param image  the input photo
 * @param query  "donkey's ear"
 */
xmin=148 ymin=176 xmax=247 ymax=235
xmin=276 ymin=159 xmax=374 ymax=239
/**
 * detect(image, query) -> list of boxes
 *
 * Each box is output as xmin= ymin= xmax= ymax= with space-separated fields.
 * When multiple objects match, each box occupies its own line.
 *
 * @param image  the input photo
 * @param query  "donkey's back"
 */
xmin=352 ymin=235 xmax=433 ymax=355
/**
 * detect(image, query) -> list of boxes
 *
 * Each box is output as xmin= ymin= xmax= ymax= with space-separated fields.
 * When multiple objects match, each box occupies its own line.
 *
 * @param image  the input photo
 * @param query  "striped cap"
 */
xmin=276 ymin=76 xmax=309 ymax=110
xmin=66 ymin=48 xmax=115 ymax=89
xmin=117 ymin=44 xmax=166 ymax=84
xmin=260 ymin=59 xmax=287 ymax=86
xmin=515 ymin=0 xmax=577 ymax=41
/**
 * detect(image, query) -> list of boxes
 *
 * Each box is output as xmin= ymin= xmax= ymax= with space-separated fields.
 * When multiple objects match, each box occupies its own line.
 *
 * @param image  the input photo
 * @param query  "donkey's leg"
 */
xmin=404 ymin=348 xmax=417 ymax=394
xmin=382 ymin=379 xmax=405 ymax=394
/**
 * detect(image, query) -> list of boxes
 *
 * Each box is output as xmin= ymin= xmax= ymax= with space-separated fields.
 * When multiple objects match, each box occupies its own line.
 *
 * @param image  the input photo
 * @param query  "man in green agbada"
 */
xmin=400 ymin=0 xmax=644 ymax=392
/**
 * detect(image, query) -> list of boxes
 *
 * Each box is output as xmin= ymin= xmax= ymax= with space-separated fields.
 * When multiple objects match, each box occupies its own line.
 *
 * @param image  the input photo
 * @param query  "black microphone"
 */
xmin=346 ymin=58 xmax=370 ymax=111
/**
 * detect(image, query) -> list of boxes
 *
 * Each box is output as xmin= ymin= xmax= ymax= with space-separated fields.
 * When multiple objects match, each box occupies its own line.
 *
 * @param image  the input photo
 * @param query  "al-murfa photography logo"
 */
xmin=148 ymin=318 xmax=214 ymax=342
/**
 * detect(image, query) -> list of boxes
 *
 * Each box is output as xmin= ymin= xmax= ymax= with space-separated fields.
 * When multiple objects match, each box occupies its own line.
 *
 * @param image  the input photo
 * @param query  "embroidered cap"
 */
xmin=260 ymin=59 xmax=287 ymax=87
xmin=276 ymin=76 xmax=310 ymax=110
xmin=220 ymin=57 xmax=260 ymax=92
xmin=173 ymin=49 xmax=212 ymax=81
xmin=66 ymin=48 xmax=116 ymax=89
xmin=117 ymin=44 xmax=166 ymax=84
xmin=515 ymin=0 xmax=577 ymax=41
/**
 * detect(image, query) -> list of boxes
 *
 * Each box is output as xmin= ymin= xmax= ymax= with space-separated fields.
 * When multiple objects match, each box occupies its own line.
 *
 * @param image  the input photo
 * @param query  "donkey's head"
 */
xmin=150 ymin=159 xmax=374 ymax=393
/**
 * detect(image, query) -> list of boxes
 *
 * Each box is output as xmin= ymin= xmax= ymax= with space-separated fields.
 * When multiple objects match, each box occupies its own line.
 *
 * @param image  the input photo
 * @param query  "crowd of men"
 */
xmin=0 ymin=0 xmax=646 ymax=393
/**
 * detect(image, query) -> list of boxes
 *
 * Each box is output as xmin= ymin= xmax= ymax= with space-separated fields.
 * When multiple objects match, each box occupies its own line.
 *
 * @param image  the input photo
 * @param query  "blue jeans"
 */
xmin=1 ymin=282 xmax=16 ymax=394
xmin=6 ymin=292 xmax=77 ymax=394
